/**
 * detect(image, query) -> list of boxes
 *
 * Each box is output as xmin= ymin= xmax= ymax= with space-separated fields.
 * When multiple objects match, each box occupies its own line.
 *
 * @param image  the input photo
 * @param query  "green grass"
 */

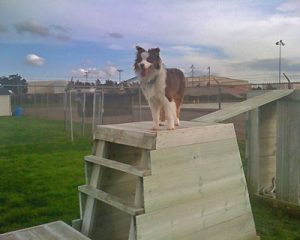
xmin=0 ymin=116 xmax=91 ymax=233
xmin=1 ymin=117 xmax=300 ymax=239
xmin=238 ymin=141 xmax=300 ymax=239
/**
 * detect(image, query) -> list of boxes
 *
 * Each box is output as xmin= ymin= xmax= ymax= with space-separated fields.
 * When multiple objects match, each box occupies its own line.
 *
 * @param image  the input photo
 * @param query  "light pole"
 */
xmin=276 ymin=40 xmax=285 ymax=84
xmin=207 ymin=66 xmax=211 ymax=86
xmin=117 ymin=69 xmax=123 ymax=83
xmin=190 ymin=65 xmax=195 ymax=87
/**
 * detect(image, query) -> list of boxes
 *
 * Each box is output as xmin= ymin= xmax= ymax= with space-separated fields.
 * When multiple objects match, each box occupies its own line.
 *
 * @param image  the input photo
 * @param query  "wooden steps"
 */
xmin=74 ymin=121 xmax=259 ymax=240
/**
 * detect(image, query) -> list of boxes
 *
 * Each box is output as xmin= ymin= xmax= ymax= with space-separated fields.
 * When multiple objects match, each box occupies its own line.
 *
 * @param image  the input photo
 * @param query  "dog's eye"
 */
xmin=147 ymin=57 xmax=154 ymax=63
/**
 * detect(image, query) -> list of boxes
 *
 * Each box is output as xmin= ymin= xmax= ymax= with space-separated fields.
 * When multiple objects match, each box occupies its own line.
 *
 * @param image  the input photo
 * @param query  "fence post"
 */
xmin=92 ymin=89 xmax=96 ymax=134
xmin=100 ymin=89 xmax=104 ymax=125
xmin=69 ymin=90 xmax=74 ymax=142
xmin=81 ymin=92 xmax=86 ymax=136
xmin=64 ymin=91 xmax=67 ymax=131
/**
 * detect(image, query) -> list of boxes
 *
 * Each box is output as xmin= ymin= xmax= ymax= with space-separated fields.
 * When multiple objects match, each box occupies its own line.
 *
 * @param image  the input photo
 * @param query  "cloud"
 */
xmin=103 ymin=62 xmax=118 ymax=77
xmin=55 ymin=34 xmax=71 ymax=41
xmin=50 ymin=24 xmax=70 ymax=33
xmin=277 ymin=0 xmax=300 ymax=14
xmin=107 ymin=32 xmax=123 ymax=39
xmin=71 ymin=63 xmax=119 ymax=79
xmin=25 ymin=54 xmax=45 ymax=66
xmin=14 ymin=20 xmax=71 ymax=41
xmin=14 ymin=20 xmax=49 ymax=36
xmin=232 ymin=58 xmax=300 ymax=72
xmin=0 ymin=24 xmax=8 ymax=33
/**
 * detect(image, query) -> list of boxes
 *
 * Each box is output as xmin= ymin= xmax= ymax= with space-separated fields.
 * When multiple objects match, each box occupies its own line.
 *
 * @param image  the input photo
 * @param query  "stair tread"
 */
xmin=85 ymin=155 xmax=151 ymax=177
xmin=79 ymin=185 xmax=145 ymax=216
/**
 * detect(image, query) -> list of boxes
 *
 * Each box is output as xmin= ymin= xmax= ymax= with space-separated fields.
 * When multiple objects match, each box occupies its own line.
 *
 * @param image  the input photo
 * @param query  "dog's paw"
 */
xmin=159 ymin=121 xmax=165 ymax=126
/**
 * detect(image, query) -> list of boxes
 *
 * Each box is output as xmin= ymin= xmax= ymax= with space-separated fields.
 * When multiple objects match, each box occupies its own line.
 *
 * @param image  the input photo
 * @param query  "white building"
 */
xmin=0 ymin=87 xmax=12 ymax=116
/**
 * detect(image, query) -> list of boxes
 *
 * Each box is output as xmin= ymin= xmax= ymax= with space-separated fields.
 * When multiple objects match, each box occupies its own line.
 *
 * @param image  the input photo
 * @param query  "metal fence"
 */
xmin=4 ymin=81 xmax=295 ymax=141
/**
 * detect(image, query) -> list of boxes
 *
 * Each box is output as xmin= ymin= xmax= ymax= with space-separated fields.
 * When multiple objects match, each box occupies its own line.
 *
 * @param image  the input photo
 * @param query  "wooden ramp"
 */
xmin=0 ymin=221 xmax=90 ymax=240
xmin=192 ymin=89 xmax=293 ymax=123
xmin=74 ymin=121 xmax=259 ymax=240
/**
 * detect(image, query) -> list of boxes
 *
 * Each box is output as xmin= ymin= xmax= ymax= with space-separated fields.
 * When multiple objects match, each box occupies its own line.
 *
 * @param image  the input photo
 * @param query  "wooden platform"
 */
xmin=0 ymin=221 xmax=90 ymax=240
xmin=75 ymin=121 xmax=259 ymax=239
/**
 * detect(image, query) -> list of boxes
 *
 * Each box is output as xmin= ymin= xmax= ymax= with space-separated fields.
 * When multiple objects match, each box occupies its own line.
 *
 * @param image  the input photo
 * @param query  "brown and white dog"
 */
xmin=134 ymin=46 xmax=185 ymax=130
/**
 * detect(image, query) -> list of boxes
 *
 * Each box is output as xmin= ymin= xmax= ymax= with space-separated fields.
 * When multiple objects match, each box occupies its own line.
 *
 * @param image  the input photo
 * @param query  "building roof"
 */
xmin=0 ymin=87 xmax=10 ymax=95
xmin=186 ymin=75 xmax=249 ymax=86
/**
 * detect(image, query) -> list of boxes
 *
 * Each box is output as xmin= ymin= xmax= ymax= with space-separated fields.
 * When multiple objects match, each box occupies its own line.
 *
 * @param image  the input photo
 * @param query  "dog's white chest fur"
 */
xmin=140 ymin=69 xmax=166 ymax=104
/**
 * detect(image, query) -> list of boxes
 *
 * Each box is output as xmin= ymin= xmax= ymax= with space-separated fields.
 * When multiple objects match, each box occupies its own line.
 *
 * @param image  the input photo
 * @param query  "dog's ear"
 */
xmin=149 ymin=48 xmax=160 ymax=55
xmin=136 ymin=46 xmax=145 ymax=53
xmin=149 ymin=48 xmax=161 ymax=69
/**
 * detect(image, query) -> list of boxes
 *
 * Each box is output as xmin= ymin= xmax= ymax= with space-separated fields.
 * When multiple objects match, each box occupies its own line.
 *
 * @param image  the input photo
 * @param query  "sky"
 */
xmin=1 ymin=0 xmax=300 ymax=83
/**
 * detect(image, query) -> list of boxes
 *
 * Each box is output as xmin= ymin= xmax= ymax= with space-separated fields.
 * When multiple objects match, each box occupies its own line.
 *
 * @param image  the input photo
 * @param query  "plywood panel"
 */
xmin=92 ymin=203 xmax=131 ymax=240
xmin=95 ymin=121 xmax=234 ymax=150
xmin=247 ymin=109 xmax=260 ymax=194
xmin=259 ymin=103 xmax=277 ymax=191
xmin=181 ymin=213 xmax=257 ymax=240
xmin=0 ymin=221 xmax=90 ymax=240
xmin=144 ymin=172 xmax=246 ymax=212
xmin=137 ymin=189 xmax=252 ymax=240
xmin=150 ymin=138 xmax=239 ymax=174
xmin=155 ymin=123 xmax=235 ymax=149
xmin=277 ymin=100 xmax=300 ymax=204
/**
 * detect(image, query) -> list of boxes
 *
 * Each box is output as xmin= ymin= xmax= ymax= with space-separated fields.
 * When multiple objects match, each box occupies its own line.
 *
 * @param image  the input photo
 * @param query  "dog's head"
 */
xmin=134 ymin=46 xmax=161 ymax=78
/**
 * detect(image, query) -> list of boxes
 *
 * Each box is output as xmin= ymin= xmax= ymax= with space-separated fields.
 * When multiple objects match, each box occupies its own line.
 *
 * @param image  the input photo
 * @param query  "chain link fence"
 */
xmin=4 ymin=81 xmax=295 ymax=141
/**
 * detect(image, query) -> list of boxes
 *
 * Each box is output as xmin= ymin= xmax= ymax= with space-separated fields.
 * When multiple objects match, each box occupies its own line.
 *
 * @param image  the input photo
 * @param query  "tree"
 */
xmin=0 ymin=74 xmax=28 ymax=94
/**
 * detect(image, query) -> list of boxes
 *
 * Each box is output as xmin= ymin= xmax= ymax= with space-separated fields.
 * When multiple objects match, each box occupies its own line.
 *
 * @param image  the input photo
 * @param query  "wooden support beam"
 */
xmin=276 ymin=100 xmax=300 ymax=204
xmin=81 ymin=140 xmax=106 ymax=237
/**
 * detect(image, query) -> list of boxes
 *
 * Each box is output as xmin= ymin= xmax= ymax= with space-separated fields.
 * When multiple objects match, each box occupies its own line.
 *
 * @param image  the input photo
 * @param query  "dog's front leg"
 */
xmin=164 ymin=100 xmax=176 ymax=130
xmin=149 ymin=102 xmax=160 ymax=131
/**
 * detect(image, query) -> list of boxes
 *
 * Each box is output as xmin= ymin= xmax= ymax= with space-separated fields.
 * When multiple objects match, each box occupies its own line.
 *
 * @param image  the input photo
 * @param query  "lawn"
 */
xmin=0 ymin=116 xmax=91 ymax=233
xmin=1 ymin=116 xmax=300 ymax=239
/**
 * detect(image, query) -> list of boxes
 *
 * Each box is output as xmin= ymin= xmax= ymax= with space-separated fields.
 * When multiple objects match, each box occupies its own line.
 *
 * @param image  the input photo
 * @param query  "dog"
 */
xmin=134 ymin=46 xmax=185 ymax=130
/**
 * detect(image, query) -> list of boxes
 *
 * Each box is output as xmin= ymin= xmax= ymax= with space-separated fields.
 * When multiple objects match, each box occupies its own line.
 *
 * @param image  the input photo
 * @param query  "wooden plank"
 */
xmin=0 ymin=221 xmax=90 ymax=240
xmin=259 ymin=103 xmax=277 ymax=191
xmin=91 ymin=206 xmax=131 ymax=240
xmin=149 ymin=137 xmax=239 ymax=174
xmin=129 ymin=151 xmax=148 ymax=240
xmin=95 ymin=121 xmax=212 ymax=150
xmin=155 ymin=123 xmax=235 ymax=149
xmin=181 ymin=213 xmax=257 ymax=240
xmin=79 ymin=185 xmax=144 ymax=216
xmin=129 ymin=177 xmax=144 ymax=240
xmin=144 ymin=137 xmax=245 ymax=212
xmin=46 ymin=221 xmax=91 ymax=240
xmin=247 ymin=108 xmax=260 ymax=194
xmin=85 ymin=155 xmax=151 ymax=177
xmin=81 ymin=140 xmax=106 ymax=237
xmin=144 ymin=171 xmax=247 ymax=213
xmin=95 ymin=124 xmax=156 ymax=150
xmin=72 ymin=219 xmax=82 ymax=232
xmin=285 ymin=89 xmax=300 ymax=101
xmin=136 ymin=189 xmax=253 ymax=240
xmin=192 ymin=89 xmax=293 ymax=123
xmin=277 ymin=100 xmax=300 ymax=204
